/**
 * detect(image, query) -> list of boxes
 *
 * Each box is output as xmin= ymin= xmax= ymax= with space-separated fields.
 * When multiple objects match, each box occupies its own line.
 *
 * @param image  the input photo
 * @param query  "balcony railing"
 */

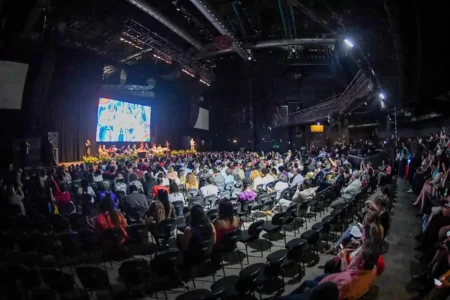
xmin=272 ymin=70 xmax=372 ymax=127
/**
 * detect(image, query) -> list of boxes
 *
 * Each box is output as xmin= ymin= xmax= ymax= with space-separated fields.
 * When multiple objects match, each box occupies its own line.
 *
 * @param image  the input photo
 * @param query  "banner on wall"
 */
xmin=0 ymin=61 xmax=29 ymax=109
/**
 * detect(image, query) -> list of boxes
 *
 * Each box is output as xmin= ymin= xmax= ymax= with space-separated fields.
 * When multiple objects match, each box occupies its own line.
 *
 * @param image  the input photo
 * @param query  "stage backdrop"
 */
xmin=40 ymin=48 xmax=103 ymax=162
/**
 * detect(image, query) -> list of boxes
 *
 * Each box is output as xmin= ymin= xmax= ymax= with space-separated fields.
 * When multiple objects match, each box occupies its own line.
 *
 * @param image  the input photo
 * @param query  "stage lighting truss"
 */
xmin=121 ymin=19 xmax=212 ymax=80
xmin=182 ymin=67 xmax=195 ymax=77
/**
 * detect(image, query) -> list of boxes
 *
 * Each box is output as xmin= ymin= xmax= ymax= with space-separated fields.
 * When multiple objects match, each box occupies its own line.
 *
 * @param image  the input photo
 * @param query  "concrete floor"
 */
xmin=376 ymin=180 xmax=421 ymax=300
xmin=73 ymin=181 xmax=423 ymax=300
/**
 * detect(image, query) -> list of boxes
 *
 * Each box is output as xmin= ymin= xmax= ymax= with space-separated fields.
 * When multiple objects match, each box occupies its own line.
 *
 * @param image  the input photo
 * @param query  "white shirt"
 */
xmin=291 ymin=174 xmax=304 ymax=186
xmin=274 ymin=181 xmax=289 ymax=199
xmin=169 ymin=192 xmax=185 ymax=206
xmin=162 ymin=178 xmax=170 ymax=186
xmin=262 ymin=174 xmax=275 ymax=186
xmin=200 ymin=184 xmax=219 ymax=198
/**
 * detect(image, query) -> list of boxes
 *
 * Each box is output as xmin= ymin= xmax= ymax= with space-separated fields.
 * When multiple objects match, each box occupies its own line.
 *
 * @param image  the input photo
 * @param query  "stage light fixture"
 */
xmin=153 ymin=54 xmax=172 ymax=64
xmin=379 ymin=93 xmax=385 ymax=100
xmin=233 ymin=140 xmax=237 ymax=143
xmin=344 ymin=39 xmax=354 ymax=48
xmin=317 ymin=122 xmax=320 ymax=125
xmin=199 ymin=78 xmax=210 ymax=86
xmin=182 ymin=68 xmax=195 ymax=77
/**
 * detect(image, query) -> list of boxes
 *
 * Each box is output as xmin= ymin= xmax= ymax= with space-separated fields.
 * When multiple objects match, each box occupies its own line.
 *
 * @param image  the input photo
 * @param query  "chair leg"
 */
xmin=259 ymin=240 xmax=263 ymax=257
xmin=245 ymin=244 xmax=249 ymax=264
xmin=238 ymin=251 xmax=243 ymax=269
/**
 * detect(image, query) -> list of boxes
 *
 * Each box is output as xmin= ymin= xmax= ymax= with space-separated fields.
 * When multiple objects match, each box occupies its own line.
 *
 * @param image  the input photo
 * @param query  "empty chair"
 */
xmin=76 ymin=266 xmax=112 ymax=294
xmin=215 ymin=229 xmax=243 ymax=276
xmin=238 ymin=219 xmax=265 ymax=263
xmin=119 ymin=259 xmax=152 ymax=294
xmin=204 ymin=195 xmax=219 ymax=208
xmin=262 ymin=213 xmax=284 ymax=249
xmin=237 ymin=200 xmax=255 ymax=226
xmin=41 ymin=268 xmax=75 ymax=295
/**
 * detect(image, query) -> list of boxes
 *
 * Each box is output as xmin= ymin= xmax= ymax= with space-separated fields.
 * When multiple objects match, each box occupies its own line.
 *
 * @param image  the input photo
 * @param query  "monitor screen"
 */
xmin=96 ymin=97 xmax=151 ymax=142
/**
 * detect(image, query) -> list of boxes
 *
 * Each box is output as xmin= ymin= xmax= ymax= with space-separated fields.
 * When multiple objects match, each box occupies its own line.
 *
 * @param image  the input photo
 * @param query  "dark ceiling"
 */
xmin=0 ymin=0 xmax=446 ymax=118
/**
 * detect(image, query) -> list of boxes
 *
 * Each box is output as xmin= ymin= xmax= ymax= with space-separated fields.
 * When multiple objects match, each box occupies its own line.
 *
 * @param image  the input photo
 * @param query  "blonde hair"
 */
xmin=185 ymin=173 xmax=198 ymax=186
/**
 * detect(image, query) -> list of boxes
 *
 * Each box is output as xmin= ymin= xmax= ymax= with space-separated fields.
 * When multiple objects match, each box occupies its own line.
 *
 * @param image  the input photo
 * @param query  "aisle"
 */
xmin=377 ymin=180 xmax=420 ymax=300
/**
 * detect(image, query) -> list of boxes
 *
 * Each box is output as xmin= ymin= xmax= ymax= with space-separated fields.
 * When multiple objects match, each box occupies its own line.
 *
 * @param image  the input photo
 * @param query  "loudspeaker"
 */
xmin=48 ymin=132 xmax=58 ymax=148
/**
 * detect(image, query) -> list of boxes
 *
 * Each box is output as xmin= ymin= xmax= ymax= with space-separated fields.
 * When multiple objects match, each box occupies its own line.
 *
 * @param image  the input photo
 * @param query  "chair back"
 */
xmin=265 ymin=182 xmax=275 ymax=190
xmin=287 ymin=243 xmax=307 ymax=261
xmin=280 ymin=188 xmax=290 ymax=200
xmin=207 ymin=208 xmax=219 ymax=221
xmin=271 ymin=213 xmax=285 ymax=226
xmin=172 ymin=200 xmax=185 ymax=216
xmin=221 ymin=229 xmax=241 ymax=252
xmin=126 ymin=224 xmax=149 ymax=244
xmin=69 ymin=213 xmax=87 ymax=231
xmin=248 ymin=220 xmax=265 ymax=238
xmin=76 ymin=266 xmax=110 ymax=290
xmin=204 ymin=195 xmax=218 ymax=207
xmin=156 ymin=218 xmax=176 ymax=238
xmin=187 ymin=189 xmax=199 ymax=199
xmin=118 ymin=259 xmax=151 ymax=286
xmin=241 ymin=200 xmax=255 ymax=212
xmin=41 ymin=268 xmax=74 ymax=293
xmin=101 ymin=228 xmax=125 ymax=246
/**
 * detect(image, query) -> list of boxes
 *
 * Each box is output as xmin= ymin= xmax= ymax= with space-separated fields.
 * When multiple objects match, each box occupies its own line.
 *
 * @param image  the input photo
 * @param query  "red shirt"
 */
xmin=55 ymin=191 xmax=71 ymax=205
xmin=152 ymin=185 xmax=169 ymax=198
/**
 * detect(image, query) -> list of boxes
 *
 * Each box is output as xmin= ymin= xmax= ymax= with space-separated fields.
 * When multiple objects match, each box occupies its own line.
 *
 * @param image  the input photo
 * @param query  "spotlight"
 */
xmin=317 ymin=122 xmax=320 ymax=125
xmin=379 ymin=93 xmax=385 ymax=100
xmin=233 ymin=140 xmax=237 ymax=143
xmin=344 ymin=39 xmax=354 ymax=48
xmin=247 ymin=56 xmax=252 ymax=60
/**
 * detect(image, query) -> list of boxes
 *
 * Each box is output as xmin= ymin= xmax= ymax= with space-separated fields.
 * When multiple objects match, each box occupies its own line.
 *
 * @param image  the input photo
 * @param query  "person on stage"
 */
xmin=85 ymin=139 xmax=91 ymax=156
xmin=165 ymin=140 xmax=170 ymax=149
xmin=190 ymin=138 xmax=196 ymax=151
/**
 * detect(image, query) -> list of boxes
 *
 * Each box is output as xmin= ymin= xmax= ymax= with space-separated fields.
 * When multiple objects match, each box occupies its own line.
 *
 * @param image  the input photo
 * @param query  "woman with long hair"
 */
xmin=180 ymin=205 xmax=216 ymax=257
xmin=213 ymin=200 xmax=241 ymax=243
xmin=95 ymin=193 xmax=128 ymax=243
xmin=145 ymin=189 xmax=176 ymax=243
xmin=413 ymin=162 xmax=444 ymax=214
xmin=185 ymin=173 xmax=199 ymax=190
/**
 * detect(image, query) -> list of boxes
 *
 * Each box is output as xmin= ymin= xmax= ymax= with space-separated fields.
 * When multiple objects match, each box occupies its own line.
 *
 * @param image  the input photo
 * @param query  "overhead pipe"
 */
xmin=196 ymin=38 xmax=337 ymax=58
xmin=232 ymin=1 xmax=247 ymax=37
xmin=277 ymin=0 xmax=289 ymax=37
xmin=189 ymin=0 xmax=250 ymax=60
xmin=125 ymin=0 xmax=205 ymax=51
xmin=290 ymin=7 xmax=298 ymax=38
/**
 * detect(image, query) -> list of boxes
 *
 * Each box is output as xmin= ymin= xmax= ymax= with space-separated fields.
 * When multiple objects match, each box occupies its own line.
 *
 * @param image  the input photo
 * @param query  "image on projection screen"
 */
xmin=0 ymin=61 xmax=29 ymax=110
xmin=96 ymin=97 xmax=151 ymax=142
xmin=194 ymin=107 xmax=210 ymax=130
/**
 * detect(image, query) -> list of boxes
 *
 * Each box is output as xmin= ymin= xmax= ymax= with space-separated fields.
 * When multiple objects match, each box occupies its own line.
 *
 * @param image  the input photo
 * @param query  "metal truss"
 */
xmin=121 ymin=19 xmax=212 ymax=79
xmin=272 ymin=70 xmax=372 ymax=127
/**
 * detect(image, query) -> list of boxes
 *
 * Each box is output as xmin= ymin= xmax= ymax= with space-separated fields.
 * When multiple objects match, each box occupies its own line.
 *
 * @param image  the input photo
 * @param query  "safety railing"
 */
xmin=272 ymin=70 xmax=372 ymax=127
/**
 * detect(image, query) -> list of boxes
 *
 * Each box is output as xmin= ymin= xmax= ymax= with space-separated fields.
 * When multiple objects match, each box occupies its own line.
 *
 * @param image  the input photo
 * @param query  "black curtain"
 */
xmin=42 ymin=48 xmax=103 ymax=162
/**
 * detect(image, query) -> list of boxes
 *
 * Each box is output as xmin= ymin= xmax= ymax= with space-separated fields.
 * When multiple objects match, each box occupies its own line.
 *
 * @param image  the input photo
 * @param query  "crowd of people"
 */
xmin=401 ymin=131 xmax=450 ymax=298
xmin=0 ymin=141 xmax=397 ymax=299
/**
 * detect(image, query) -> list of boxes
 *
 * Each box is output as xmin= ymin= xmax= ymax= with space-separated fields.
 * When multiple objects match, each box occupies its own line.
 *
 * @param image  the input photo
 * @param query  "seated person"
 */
xmin=114 ymin=173 xmax=127 ymax=193
xmin=125 ymin=184 xmax=149 ymax=220
xmin=273 ymin=174 xmax=289 ymax=199
xmin=213 ymin=200 xmax=242 ymax=244
xmin=151 ymin=178 xmax=170 ymax=199
xmin=144 ymin=189 xmax=176 ymax=244
xmin=95 ymin=194 xmax=128 ymax=244
xmin=377 ymin=161 xmax=393 ymax=186
xmin=330 ymin=171 xmax=362 ymax=208
xmin=179 ymin=205 xmax=216 ymax=260
xmin=169 ymin=181 xmax=185 ymax=215
xmin=286 ymin=245 xmax=379 ymax=300
xmin=238 ymin=178 xmax=256 ymax=203
xmin=98 ymin=182 xmax=118 ymax=207
xmin=199 ymin=177 xmax=219 ymax=199
xmin=185 ymin=173 xmax=199 ymax=190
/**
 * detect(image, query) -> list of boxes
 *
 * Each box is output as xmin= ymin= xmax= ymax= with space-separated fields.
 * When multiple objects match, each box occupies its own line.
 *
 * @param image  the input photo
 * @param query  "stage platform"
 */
xmin=58 ymin=161 xmax=83 ymax=167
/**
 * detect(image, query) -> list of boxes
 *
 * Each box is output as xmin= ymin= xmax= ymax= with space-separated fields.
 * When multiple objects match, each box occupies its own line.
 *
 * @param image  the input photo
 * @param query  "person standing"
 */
xmin=190 ymin=138 xmax=196 ymax=151
xmin=85 ymin=139 xmax=91 ymax=156
xmin=20 ymin=140 xmax=30 ymax=168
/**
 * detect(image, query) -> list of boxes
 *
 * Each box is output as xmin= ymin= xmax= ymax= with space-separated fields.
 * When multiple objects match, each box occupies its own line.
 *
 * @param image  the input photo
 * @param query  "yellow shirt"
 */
xmin=250 ymin=169 xmax=262 ymax=180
